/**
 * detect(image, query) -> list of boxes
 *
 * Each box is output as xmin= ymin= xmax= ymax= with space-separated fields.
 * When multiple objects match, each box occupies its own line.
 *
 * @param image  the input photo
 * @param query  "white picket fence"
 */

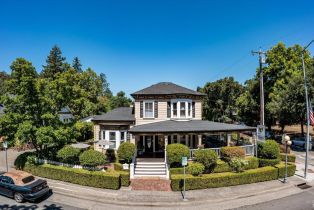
xmin=35 ymin=158 xmax=101 ymax=171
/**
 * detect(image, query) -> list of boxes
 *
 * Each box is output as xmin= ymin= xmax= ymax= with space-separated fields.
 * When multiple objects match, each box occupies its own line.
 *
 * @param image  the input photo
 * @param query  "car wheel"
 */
xmin=14 ymin=193 xmax=24 ymax=203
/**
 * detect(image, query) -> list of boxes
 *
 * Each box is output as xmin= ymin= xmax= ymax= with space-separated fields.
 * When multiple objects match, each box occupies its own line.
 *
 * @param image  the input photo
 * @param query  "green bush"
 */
xmin=229 ymin=158 xmax=248 ymax=173
xmin=105 ymin=148 xmax=116 ymax=163
xmin=79 ymin=150 xmax=106 ymax=167
xmin=24 ymin=164 xmax=120 ymax=189
xmin=57 ymin=146 xmax=81 ymax=164
xmin=119 ymin=171 xmax=130 ymax=187
xmin=113 ymin=162 xmax=123 ymax=171
xmin=14 ymin=152 xmax=36 ymax=170
xmin=166 ymin=144 xmax=190 ymax=167
xmin=259 ymin=158 xmax=281 ymax=167
xmin=187 ymin=162 xmax=205 ymax=176
xmin=171 ymin=157 xmax=259 ymax=174
xmin=258 ymin=140 xmax=280 ymax=159
xmin=220 ymin=146 xmax=245 ymax=161
xmin=280 ymin=153 xmax=296 ymax=163
xmin=194 ymin=149 xmax=217 ymax=171
xmin=117 ymin=142 xmax=135 ymax=164
xmin=171 ymin=163 xmax=296 ymax=191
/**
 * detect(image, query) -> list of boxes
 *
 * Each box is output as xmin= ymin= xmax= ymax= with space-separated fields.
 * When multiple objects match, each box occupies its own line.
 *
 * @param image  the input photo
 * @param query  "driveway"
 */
xmin=0 ymin=148 xmax=26 ymax=172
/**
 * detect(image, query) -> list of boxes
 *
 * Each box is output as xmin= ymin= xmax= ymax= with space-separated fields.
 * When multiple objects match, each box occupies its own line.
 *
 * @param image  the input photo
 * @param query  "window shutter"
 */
xmin=167 ymin=101 xmax=171 ymax=118
xmin=154 ymin=101 xmax=158 ymax=118
xmin=140 ymin=101 xmax=143 ymax=118
xmin=192 ymin=102 xmax=195 ymax=118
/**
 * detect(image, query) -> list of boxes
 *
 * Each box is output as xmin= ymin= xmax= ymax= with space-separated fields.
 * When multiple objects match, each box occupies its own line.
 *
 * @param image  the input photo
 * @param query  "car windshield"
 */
xmin=22 ymin=176 xmax=35 ymax=184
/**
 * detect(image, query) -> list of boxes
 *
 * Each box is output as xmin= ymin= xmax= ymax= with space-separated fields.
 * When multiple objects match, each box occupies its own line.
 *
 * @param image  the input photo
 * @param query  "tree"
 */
xmin=100 ymin=73 xmax=112 ymax=97
xmin=199 ymin=77 xmax=244 ymax=123
xmin=72 ymin=57 xmax=82 ymax=73
xmin=109 ymin=91 xmax=132 ymax=109
xmin=0 ymin=71 xmax=10 ymax=97
xmin=41 ymin=45 xmax=66 ymax=79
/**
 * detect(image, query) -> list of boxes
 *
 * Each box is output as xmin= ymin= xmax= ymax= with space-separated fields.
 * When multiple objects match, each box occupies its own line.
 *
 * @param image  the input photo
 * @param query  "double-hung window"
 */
xmin=171 ymin=99 xmax=192 ymax=119
xmin=144 ymin=101 xmax=154 ymax=118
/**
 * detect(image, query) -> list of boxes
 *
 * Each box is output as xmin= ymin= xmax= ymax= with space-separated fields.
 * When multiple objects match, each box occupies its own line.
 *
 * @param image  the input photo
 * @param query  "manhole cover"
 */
xmin=297 ymin=183 xmax=312 ymax=190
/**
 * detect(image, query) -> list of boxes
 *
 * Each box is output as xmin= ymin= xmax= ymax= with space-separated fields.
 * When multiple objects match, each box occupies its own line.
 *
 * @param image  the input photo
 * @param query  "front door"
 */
xmin=145 ymin=136 xmax=153 ymax=153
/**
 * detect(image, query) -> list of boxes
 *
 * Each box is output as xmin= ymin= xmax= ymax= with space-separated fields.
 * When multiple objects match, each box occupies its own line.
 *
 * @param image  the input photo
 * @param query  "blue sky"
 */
xmin=1 ymin=0 xmax=314 ymax=96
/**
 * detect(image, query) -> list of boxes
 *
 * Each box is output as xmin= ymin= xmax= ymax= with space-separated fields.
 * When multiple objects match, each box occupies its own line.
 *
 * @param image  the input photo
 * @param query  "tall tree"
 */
xmin=0 ymin=71 xmax=10 ymax=97
xmin=100 ymin=73 xmax=112 ymax=97
xmin=41 ymin=45 xmax=66 ymax=79
xmin=72 ymin=57 xmax=82 ymax=73
xmin=199 ymin=77 xmax=244 ymax=123
xmin=110 ymin=91 xmax=132 ymax=109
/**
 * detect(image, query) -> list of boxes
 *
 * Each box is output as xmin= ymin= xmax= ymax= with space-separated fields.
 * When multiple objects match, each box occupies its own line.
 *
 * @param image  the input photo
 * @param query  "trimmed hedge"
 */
xmin=14 ymin=152 xmax=36 ymax=170
xmin=171 ymin=163 xmax=296 ymax=191
xmin=280 ymin=153 xmax=296 ymax=163
xmin=259 ymin=158 xmax=281 ymax=167
xmin=170 ymin=157 xmax=259 ymax=174
xmin=113 ymin=162 xmax=123 ymax=171
xmin=167 ymin=144 xmax=190 ymax=167
xmin=119 ymin=171 xmax=130 ymax=187
xmin=24 ymin=164 xmax=120 ymax=190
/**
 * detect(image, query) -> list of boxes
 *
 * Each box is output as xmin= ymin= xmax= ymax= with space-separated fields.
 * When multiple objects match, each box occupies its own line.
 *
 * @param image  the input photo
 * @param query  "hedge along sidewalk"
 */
xmin=170 ymin=157 xmax=259 ymax=175
xmin=171 ymin=163 xmax=296 ymax=191
xmin=24 ymin=163 xmax=130 ymax=190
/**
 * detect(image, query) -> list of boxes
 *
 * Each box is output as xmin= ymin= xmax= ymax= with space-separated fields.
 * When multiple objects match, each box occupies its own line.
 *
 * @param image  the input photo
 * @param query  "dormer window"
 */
xmin=144 ymin=101 xmax=154 ymax=118
xmin=171 ymin=99 xmax=192 ymax=119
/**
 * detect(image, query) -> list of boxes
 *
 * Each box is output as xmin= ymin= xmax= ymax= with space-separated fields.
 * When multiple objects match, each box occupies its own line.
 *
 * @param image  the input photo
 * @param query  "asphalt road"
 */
xmin=235 ymin=187 xmax=314 ymax=210
xmin=0 ymin=194 xmax=83 ymax=210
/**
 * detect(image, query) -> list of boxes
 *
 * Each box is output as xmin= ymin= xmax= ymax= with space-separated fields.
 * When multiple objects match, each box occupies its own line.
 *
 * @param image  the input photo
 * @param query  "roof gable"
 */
xmin=131 ymin=82 xmax=205 ymax=98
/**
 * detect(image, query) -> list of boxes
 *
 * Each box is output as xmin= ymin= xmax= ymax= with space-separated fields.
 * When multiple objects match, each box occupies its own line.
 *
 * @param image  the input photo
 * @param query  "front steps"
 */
xmin=134 ymin=161 xmax=167 ymax=178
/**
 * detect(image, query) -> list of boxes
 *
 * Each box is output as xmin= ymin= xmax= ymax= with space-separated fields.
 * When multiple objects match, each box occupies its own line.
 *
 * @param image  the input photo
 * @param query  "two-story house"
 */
xmin=92 ymin=82 xmax=255 ymax=178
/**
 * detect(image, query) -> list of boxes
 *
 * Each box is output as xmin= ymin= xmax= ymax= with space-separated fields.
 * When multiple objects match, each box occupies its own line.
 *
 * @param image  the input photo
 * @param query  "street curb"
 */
xmin=49 ymin=182 xmax=303 ymax=208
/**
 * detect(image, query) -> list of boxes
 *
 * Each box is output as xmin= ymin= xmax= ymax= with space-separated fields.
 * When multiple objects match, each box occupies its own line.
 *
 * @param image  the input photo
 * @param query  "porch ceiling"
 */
xmin=129 ymin=120 xmax=256 ymax=134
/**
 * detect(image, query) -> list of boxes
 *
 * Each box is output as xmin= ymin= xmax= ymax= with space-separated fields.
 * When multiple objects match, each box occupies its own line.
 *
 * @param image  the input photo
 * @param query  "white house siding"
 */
xmin=135 ymin=99 xmax=202 ymax=125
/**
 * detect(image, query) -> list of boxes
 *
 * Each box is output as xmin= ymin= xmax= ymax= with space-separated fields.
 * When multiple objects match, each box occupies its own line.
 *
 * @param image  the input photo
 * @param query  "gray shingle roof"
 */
xmin=129 ymin=120 xmax=255 ymax=133
xmin=92 ymin=107 xmax=135 ymax=122
xmin=131 ymin=82 xmax=205 ymax=97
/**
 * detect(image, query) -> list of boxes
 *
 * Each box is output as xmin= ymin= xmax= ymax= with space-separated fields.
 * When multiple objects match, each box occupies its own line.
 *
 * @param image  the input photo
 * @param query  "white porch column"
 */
xmin=116 ymin=131 xmax=121 ymax=150
xmin=227 ymin=133 xmax=232 ymax=146
xmin=185 ymin=135 xmax=189 ymax=147
xmin=198 ymin=135 xmax=202 ymax=147
xmin=164 ymin=135 xmax=168 ymax=148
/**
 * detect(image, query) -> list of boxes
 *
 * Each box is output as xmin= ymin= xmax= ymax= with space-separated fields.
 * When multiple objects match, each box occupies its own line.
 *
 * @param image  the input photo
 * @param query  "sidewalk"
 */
xmin=46 ymin=175 xmax=310 ymax=209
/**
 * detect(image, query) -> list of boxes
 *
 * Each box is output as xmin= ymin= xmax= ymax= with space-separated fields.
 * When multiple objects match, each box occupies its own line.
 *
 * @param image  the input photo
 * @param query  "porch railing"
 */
xmin=189 ymin=144 xmax=255 ymax=160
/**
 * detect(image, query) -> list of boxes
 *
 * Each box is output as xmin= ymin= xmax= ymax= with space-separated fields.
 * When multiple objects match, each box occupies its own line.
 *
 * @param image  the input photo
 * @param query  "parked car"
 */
xmin=0 ymin=171 xmax=50 ymax=203
xmin=291 ymin=137 xmax=314 ymax=150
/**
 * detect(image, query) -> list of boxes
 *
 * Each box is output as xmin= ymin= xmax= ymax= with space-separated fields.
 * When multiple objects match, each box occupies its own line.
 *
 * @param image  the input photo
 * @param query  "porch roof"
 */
xmin=129 ymin=120 xmax=255 ymax=134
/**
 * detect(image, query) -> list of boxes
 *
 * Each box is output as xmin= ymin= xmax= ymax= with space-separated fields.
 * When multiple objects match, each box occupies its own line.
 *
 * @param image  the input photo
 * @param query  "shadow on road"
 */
xmin=0 ymin=203 xmax=64 ymax=210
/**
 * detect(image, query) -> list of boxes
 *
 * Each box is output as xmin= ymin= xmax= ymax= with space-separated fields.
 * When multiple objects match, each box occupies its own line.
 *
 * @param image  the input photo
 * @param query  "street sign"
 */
xmin=2 ymin=141 xmax=7 ymax=149
xmin=257 ymin=125 xmax=265 ymax=142
xmin=182 ymin=157 xmax=187 ymax=166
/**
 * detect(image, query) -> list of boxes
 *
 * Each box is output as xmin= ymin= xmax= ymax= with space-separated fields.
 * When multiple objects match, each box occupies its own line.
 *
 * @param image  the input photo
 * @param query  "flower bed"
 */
xmin=280 ymin=153 xmax=296 ymax=163
xmin=171 ymin=163 xmax=296 ymax=191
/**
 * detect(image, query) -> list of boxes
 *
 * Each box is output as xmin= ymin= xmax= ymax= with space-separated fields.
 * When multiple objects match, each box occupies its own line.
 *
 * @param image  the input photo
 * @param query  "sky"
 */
xmin=1 ymin=0 xmax=314 ymax=96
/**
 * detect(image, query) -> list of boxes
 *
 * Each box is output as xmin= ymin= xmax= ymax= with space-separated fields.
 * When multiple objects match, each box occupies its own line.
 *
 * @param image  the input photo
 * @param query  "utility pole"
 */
xmin=301 ymin=40 xmax=314 ymax=179
xmin=252 ymin=48 xmax=266 ymax=129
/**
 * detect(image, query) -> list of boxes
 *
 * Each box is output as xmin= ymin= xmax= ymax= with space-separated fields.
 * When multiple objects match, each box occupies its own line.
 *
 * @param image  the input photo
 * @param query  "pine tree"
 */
xmin=41 ymin=45 xmax=66 ymax=79
xmin=72 ymin=57 xmax=82 ymax=73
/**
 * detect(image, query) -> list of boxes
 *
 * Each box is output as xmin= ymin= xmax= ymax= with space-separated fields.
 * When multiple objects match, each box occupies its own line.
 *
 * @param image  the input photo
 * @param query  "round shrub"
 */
xmin=229 ymin=158 xmax=248 ymax=173
xmin=105 ymin=148 xmax=116 ymax=163
xmin=220 ymin=146 xmax=245 ymax=161
xmin=57 ymin=146 xmax=81 ymax=164
xmin=166 ymin=144 xmax=190 ymax=167
xmin=79 ymin=150 xmax=106 ymax=167
xmin=117 ymin=142 xmax=135 ymax=164
xmin=194 ymin=149 xmax=217 ymax=171
xmin=187 ymin=162 xmax=205 ymax=176
xmin=258 ymin=158 xmax=280 ymax=167
xmin=258 ymin=140 xmax=280 ymax=159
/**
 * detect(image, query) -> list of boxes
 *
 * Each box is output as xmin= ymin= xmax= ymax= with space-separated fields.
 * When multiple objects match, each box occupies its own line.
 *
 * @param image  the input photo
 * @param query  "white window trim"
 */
xmin=170 ymin=99 xmax=192 ymax=119
xmin=143 ymin=100 xmax=154 ymax=119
